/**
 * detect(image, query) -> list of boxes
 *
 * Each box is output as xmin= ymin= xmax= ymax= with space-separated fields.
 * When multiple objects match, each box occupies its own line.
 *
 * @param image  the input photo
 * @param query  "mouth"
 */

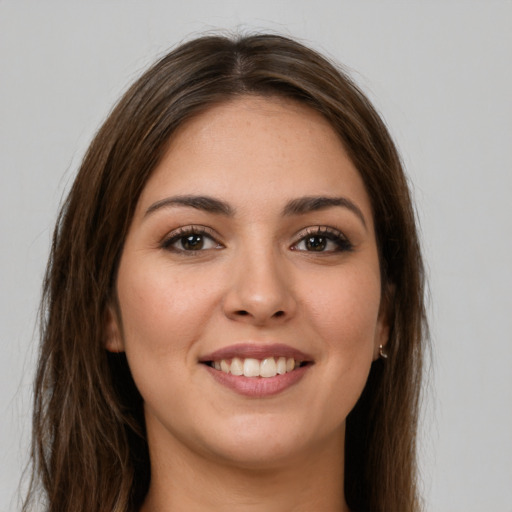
xmin=202 ymin=356 xmax=310 ymax=378
xmin=198 ymin=343 xmax=313 ymax=396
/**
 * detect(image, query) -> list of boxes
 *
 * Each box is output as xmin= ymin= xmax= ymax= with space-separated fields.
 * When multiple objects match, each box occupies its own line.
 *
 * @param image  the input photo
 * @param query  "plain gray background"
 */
xmin=1 ymin=1 xmax=511 ymax=511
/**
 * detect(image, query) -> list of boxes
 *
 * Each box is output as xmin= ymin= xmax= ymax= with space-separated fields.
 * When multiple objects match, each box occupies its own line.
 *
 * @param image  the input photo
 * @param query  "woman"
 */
xmin=24 ymin=34 xmax=427 ymax=512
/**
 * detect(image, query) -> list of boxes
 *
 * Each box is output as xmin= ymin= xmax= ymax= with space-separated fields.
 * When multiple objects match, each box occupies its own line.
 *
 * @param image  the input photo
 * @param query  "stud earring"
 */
xmin=379 ymin=344 xmax=388 ymax=359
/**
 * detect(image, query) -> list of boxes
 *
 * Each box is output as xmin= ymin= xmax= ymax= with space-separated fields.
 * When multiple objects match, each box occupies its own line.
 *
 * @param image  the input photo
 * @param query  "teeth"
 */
xmin=231 ymin=357 xmax=243 ymax=376
xmin=276 ymin=356 xmax=287 ymax=375
xmin=260 ymin=357 xmax=277 ymax=378
xmin=211 ymin=356 xmax=302 ymax=378
xmin=243 ymin=358 xmax=260 ymax=377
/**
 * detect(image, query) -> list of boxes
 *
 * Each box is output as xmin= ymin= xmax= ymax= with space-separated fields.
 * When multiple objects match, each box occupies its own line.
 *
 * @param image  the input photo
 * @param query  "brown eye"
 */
xmin=305 ymin=236 xmax=327 ymax=251
xmin=181 ymin=234 xmax=205 ymax=250
xmin=162 ymin=227 xmax=221 ymax=253
xmin=293 ymin=227 xmax=354 ymax=253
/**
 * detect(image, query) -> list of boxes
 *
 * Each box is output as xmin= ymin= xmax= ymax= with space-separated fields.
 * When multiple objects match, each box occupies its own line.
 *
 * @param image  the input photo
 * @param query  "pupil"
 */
xmin=183 ymin=234 xmax=203 ymax=250
xmin=306 ymin=236 xmax=326 ymax=251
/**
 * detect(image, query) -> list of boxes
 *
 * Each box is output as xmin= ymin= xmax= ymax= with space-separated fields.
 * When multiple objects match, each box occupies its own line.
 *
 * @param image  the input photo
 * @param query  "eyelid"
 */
xmin=160 ymin=225 xmax=222 ymax=251
xmin=290 ymin=225 xmax=354 ymax=252
xmin=159 ymin=224 xmax=352 ymax=254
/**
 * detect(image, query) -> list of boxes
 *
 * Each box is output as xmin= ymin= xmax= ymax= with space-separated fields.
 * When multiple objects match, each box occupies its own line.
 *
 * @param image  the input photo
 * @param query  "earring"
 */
xmin=379 ymin=344 xmax=388 ymax=359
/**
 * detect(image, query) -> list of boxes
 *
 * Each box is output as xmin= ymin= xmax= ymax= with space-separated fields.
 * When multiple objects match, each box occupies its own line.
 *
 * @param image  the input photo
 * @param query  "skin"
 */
xmin=106 ymin=96 xmax=389 ymax=511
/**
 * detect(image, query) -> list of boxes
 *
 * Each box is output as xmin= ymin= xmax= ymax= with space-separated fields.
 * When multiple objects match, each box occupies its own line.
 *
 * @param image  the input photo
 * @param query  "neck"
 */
xmin=140 ymin=421 xmax=349 ymax=512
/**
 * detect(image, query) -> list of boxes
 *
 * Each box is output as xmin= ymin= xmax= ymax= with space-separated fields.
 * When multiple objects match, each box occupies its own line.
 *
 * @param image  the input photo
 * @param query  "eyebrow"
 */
xmin=283 ymin=196 xmax=367 ymax=229
xmin=145 ymin=195 xmax=234 ymax=217
xmin=145 ymin=194 xmax=367 ymax=229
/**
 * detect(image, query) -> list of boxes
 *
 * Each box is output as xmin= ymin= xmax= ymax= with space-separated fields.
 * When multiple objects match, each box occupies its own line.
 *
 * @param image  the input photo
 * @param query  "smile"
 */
xmin=199 ymin=344 xmax=313 ymax=397
xmin=205 ymin=357 xmax=306 ymax=378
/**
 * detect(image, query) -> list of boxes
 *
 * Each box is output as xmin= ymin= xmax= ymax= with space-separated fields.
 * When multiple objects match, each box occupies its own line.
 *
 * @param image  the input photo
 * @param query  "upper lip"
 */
xmin=199 ymin=343 xmax=313 ymax=362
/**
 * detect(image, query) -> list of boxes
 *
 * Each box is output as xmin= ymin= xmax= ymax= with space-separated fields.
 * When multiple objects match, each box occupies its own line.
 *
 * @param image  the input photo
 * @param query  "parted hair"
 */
xmin=24 ymin=33 xmax=427 ymax=512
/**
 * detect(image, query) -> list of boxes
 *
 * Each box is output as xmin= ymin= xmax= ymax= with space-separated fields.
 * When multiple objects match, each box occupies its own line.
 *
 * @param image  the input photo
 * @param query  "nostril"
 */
xmin=235 ymin=310 xmax=249 ymax=316
xmin=273 ymin=311 xmax=285 ymax=318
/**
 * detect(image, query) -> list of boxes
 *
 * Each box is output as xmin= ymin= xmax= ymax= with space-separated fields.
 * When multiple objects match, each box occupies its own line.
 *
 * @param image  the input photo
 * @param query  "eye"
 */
xmin=292 ymin=227 xmax=353 ymax=253
xmin=162 ymin=226 xmax=222 ymax=253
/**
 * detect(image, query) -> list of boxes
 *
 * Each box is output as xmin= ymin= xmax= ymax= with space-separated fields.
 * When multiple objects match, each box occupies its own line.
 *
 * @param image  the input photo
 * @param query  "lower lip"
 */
xmin=203 ymin=364 xmax=310 ymax=397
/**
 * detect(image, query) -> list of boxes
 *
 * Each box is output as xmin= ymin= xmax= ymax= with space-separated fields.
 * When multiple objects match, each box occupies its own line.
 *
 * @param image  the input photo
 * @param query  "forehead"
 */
xmin=136 ymin=95 xmax=372 ymax=221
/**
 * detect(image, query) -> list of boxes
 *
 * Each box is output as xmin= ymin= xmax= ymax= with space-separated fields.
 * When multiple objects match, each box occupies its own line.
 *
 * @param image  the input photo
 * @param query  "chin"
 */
xmin=195 ymin=414 xmax=340 ymax=470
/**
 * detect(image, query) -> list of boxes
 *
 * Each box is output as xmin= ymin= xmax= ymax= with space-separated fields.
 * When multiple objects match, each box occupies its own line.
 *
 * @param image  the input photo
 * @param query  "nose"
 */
xmin=222 ymin=246 xmax=297 ymax=326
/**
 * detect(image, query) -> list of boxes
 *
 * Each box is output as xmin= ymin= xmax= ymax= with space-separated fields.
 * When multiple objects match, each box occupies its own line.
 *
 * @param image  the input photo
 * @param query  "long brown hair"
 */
xmin=24 ymin=33 xmax=427 ymax=512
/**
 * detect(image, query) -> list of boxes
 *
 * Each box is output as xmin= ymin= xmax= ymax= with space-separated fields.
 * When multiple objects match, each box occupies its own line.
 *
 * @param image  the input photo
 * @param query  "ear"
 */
xmin=373 ymin=284 xmax=394 ymax=361
xmin=104 ymin=304 xmax=125 ymax=353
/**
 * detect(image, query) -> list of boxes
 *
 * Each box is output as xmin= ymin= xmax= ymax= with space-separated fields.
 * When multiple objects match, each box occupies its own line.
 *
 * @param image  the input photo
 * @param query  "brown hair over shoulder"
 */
xmin=24 ymin=33 xmax=428 ymax=512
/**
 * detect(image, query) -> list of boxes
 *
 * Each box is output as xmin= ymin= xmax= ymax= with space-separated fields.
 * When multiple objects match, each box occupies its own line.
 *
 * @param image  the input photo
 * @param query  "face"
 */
xmin=107 ymin=96 xmax=388 ymax=469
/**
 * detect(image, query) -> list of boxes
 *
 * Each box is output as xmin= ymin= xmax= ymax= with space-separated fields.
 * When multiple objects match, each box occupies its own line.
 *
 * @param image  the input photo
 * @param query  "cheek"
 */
xmin=304 ymin=265 xmax=382 ymax=348
xmin=285 ymin=265 xmax=382 ymax=435
xmin=114 ymin=259 xmax=225 ymax=413
xmin=116 ymin=258 xmax=221 ymax=361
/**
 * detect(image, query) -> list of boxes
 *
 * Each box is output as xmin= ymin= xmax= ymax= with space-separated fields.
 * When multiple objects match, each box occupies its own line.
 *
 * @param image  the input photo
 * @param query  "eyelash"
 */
xmin=291 ymin=226 xmax=354 ymax=253
xmin=161 ymin=226 xmax=222 ymax=254
xmin=161 ymin=225 xmax=353 ymax=254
